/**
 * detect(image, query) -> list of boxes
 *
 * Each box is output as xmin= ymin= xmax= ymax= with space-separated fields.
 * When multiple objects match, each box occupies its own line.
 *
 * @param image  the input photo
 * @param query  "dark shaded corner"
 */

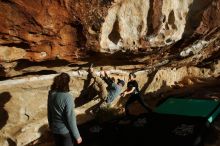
xmin=182 ymin=0 xmax=213 ymax=38
xmin=0 ymin=92 xmax=12 ymax=130
xmin=7 ymin=138 xmax=16 ymax=146
xmin=140 ymin=69 xmax=158 ymax=96
xmin=75 ymin=73 xmax=97 ymax=108
xmin=27 ymin=124 xmax=54 ymax=146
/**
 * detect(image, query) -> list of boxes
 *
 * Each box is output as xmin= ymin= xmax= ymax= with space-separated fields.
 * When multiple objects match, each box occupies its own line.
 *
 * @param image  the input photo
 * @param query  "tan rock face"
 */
xmin=0 ymin=64 xmax=220 ymax=145
xmin=148 ymin=0 xmax=194 ymax=46
xmin=100 ymin=0 xmax=150 ymax=52
xmin=0 ymin=46 xmax=26 ymax=62
xmin=0 ymin=0 xmax=219 ymax=80
xmin=0 ymin=0 xmax=219 ymax=63
xmin=0 ymin=0 xmax=220 ymax=145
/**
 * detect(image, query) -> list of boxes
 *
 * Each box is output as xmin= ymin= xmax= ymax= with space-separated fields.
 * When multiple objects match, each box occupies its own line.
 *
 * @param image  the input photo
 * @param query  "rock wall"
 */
xmin=0 ymin=62 xmax=220 ymax=145
xmin=100 ymin=0 xmax=150 ymax=52
xmin=0 ymin=0 xmax=219 ymax=63
xmin=0 ymin=0 xmax=220 ymax=145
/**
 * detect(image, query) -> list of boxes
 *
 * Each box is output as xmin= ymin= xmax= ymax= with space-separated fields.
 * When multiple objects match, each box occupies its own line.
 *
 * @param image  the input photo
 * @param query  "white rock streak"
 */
xmin=0 ymin=70 xmax=128 ymax=87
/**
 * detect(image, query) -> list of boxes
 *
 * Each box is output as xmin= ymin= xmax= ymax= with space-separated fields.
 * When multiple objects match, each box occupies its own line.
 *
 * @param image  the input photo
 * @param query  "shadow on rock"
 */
xmin=7 ymin=138 xmax=16 ymax=146
xmin=0 ymin=92 xmax=12 ymax=130
xmin=75 ymin=73 xmax=97 ymax=108
xmin=27 ymin=124 xmax=54 ymax=146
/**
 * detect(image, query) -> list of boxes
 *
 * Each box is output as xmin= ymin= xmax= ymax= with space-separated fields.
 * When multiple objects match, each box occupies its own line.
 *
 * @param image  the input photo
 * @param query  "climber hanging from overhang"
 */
xmin=87 ymin=64 xmax=125 ymax=109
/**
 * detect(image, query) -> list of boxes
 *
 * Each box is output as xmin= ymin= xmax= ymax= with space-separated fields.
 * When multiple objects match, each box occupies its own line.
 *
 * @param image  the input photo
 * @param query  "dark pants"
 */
xmin=125 ymin=94 xmax=152 ymax=116
xmin=54 ymin=133 xmax=73 ymax=146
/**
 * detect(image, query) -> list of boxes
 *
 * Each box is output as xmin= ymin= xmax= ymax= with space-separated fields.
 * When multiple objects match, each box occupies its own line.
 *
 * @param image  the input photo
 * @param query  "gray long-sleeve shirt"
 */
xmin=47 ymin=91 xmax=80 ymax=140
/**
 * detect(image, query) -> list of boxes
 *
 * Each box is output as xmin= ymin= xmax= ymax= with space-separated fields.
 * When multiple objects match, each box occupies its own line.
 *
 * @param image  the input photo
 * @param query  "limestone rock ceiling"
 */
xmin=0 ymin=1 xmax=220 ymax=145
xmin=0 ymin=0 xmax=220 ymax=77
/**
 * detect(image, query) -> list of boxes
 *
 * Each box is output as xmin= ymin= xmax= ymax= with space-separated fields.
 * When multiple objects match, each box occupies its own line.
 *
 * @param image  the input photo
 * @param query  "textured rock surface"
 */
xmin=0 ymin=0 xmax=219 ymax=64
xmin=0 ymin=0 xmax=220 ymax=145
xmin=0 ymin=64 xmax=220 ymax=145
xmin=100 ymin=0 xmax=150 ymax=52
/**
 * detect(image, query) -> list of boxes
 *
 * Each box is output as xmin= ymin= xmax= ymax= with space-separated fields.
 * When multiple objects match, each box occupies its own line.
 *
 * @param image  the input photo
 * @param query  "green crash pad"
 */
xmin=155 ymin=98 xmax=220 ymax=123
